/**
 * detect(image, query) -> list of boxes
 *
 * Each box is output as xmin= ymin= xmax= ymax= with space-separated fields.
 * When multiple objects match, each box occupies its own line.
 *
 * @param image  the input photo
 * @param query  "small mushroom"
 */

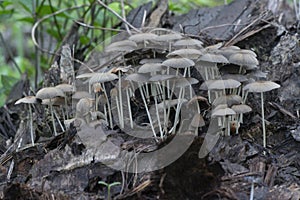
xmin=89 ymin=72 xmax=118 ymax=128
xmin=55 ymin=83 xmax=74 ymax=119
xmin=36 ymin=87 xmax=65 ymax=136
xmin=15 ymin=96 xmax=37 ymax=145
xmin=243 ymin=81 xmax=280 ymax=150
xmin=212 ymin=106 xmax=236 ymax=136
xmin=231 ymin=104 xmax=252 ymax=134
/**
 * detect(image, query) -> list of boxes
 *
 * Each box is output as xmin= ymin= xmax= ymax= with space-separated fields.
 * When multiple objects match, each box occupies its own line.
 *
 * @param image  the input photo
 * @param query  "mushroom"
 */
xmin=228 ymin=49 xmax=258 ymax=73
xmin=125 ymin=73 xmax=157 ymax=138
xmin=75 ymin=97 xmax=94 ymax=124
xmin=55 ymin=83 xmax=74 ymax=119
xmin=128 ymin=32 xmax=158 ymax=48
xmin=162 ymin=57 xmax=195 ymax=98
xmin=89 ymin=72 xmax=118 ymax=128
xmin=231 ymin=104 xmax=252 ymax=134
xmin=197 ymin=52 xmax=229 ymax=80
xmin=154 ymin=33 xmax=183 ymax=51
xmin=243 ymin=81 xmax=280 ymax=150
xmin=15 ymin=96 xmax=37 ymax=145
xmin=36 ymin=87 xmax=65 ymax=136
xmin=212 ymin=106 xmax=236 ymax=136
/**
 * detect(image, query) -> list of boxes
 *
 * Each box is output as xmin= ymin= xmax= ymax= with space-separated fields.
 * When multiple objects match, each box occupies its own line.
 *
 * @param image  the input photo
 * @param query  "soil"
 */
xmin=1 ymin=0 xmax=300 ymax=199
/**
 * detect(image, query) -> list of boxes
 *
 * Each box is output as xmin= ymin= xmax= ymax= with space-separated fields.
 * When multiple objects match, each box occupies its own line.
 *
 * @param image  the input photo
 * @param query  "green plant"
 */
xmin=98 ymin=181 xmax=121 ymax=200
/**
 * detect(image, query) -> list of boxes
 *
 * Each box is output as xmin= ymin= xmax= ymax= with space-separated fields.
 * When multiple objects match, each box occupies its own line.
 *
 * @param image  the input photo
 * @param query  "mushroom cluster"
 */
xmin=14 ymin=29 xmax=280 ymax=151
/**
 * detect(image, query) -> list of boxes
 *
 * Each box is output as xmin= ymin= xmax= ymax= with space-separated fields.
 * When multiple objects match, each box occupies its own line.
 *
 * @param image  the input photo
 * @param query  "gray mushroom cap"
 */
xmin=138 ymin=63 xmax=164 ymax=73
xmin=243 ymin=81 xmax=280 ymax=93
xmin=173 ymin=38 xmax=203 ymax=48
xmin=55 ymin=83 xmax=74 ymax=93
xmin=212 ymin=107 xmax=236 ymax=117
xmin=128 ymin=33 xmax=158 ymax=42
xmin=15 ymin=96 xmax=37 ymax=104
xmin=105 ymin=40 xmax=137 ymax=52
xmin=36 ymin=87 xmax=65 ymax=100
xmin=229 ymin=50 xmax=258 ymax=66
xmin=200 ymin=79 xmax=241 ymax=90
xmin=89 ymin=72 xmax=118 ymax=85
xmin=167 ymin=48 xmax=203 ymax=59
xmin=162 ymin=58 xmax=195 ymax=68
xmin=212 ymin=94 xmax=243 ymax=107
xmin=231 ymin=104 xmax=252 ymax=114
xmin=198 ymin=53 xmax=229 ymax=63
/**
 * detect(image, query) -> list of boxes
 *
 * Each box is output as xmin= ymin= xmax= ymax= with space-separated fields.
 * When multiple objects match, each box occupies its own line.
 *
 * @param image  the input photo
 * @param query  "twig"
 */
xmin=31 ymin=5 xmax=87 ymax=54
xmin=74 ymin=20 xmax=125 ymax=32
xmin=121 ymin=0 xmax=131 ymax=35
xmin=96 ymin=0 xmax=141 ymax=33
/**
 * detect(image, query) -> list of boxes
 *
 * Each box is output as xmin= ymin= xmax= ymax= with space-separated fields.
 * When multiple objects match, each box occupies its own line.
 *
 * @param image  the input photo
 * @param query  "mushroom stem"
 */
xmin=118 ymin=71 xmax=124 ymax=128
xmin=172 ymin=87 xmax=185 ymax=134
xmin=102 ymin=83 xmax=113 ymax=129
xmin=54 ymin=109 xmax=65 ymax=132
xmin=50 ymin=104 xmax=57 ymax=136
xmin=154 ymin=95 xmax=163 ymax=138
xmin=261 ymin=92 xmax=266 ymax=150
xmin=126 ymin=88 xmax=133 ymax=128
xmin=139 ymin=85 xmax=156 ymax=139
xmin=28 ymin=105 xmax=34 ymax=146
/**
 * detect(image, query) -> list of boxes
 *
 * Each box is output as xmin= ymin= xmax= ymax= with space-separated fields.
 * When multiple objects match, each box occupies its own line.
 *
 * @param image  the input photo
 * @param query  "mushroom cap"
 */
xmin=125 ymin=73 xmax=150 ymax=83
xmin=212 ymin=107 xmax=236 ymax=117
xmin=15 ymin=96 xmax=37 ymax=104
xmin=72 ymin=91 xmax=93 ymax=100
xmin=138 ymin=63 xmax=164 ymax=73
xmin=76 ymin=73 xmax=95 ymax=79
xmin=191 ymin=113 xmax=205 ymax=128
xmin=212 ymin=94 xmax=243 ymax=107
xmin=76 ymin=97 xmax=94 ymax=117
xmin=167 ymin=48 xmax=203 ymax=59
xmin=42 ymin=97 xmax=65 ymax=106
xmin=231 ymin=104 xmax=252 ymax=114
xmin=162 ymin=58 xmax=195 ymax=68
xmin=128 ymin=33 xmax=158 ymax=42
xmin=173 ymin=38 xmax=203 ymax=48
xmin=55 ymin=83 xmax=74 ymax=93
xmin=171 ymin=77 xmax=199 ymax=88
xmin=198 ymin=53 xmax=229 ymax=63
xmin=155 ymin=33 xmax=183 ymax=42
xmin=221 ymin=74 xmax=248 ymax=83
xmin=89 ymin=72 xmax=118 ymax=85
xmin=229 ymin=51 xmax=258 ymax=66
xmin=105 ymin=40 xmax=137 ymax=52
xmin=200 ymin=79 xmax=241 ymax=90
xmin=243 ymin=81 xmax=280 ymax=93
xmin=36 ymin=87 xmax=65 ymax=100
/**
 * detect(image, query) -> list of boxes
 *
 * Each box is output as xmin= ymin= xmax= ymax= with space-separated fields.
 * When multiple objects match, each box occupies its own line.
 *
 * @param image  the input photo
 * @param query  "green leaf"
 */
xmin=79 ymin=35 xmax=90 ymax=45
xmin=17 ymin=16 xmax=34 ymax=23
xmin=1 ymin=75 xmax=19 ymax=95
xmin=18 ymin=0 xmax=33 ymax=13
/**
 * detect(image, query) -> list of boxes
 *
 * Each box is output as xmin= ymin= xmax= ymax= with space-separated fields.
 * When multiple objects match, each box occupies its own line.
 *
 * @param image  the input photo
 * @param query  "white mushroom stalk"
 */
xmin=243 ymin=81 xmax=280 ymax=151
xmin=36 ymin=87 xmax=65 ymax=136
xmin=15 ymin=96 xmax=37 ymax=146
